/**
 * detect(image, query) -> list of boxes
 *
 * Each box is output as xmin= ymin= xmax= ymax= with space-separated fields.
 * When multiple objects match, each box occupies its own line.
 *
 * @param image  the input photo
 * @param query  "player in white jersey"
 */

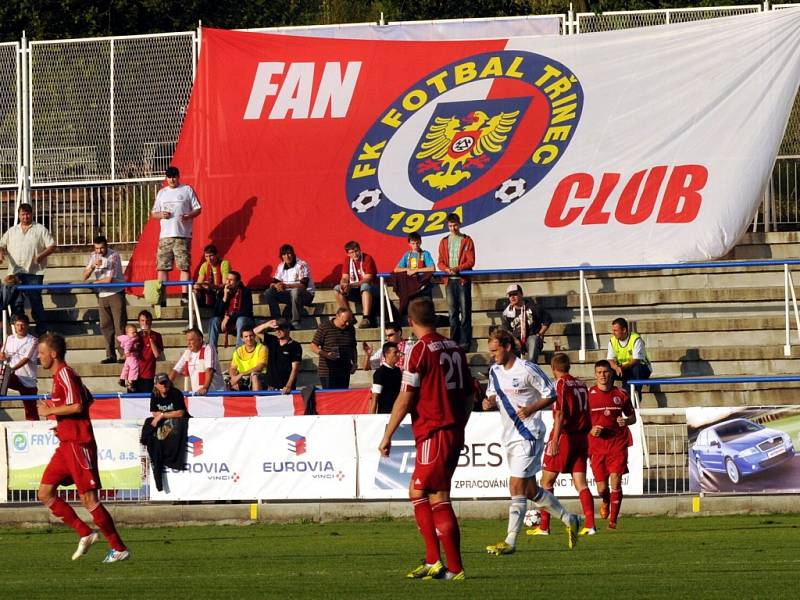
xmin=482 ymin=329 xmax=580 ymax=554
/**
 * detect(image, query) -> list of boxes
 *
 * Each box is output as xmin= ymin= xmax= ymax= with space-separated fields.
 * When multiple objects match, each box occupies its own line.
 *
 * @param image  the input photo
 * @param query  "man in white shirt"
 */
xmin=169 ymin=328 xmax=224 ymax=394
xmin=263 ymin=244 xmax=315 ymax=330
xmin=82 ymin=235 xmax=127 ymax=364
xmin=150 ymin=166 xmax=202 ymax=301
xmin=0 ymin=313 xmax=39 ymax=420
xmin=0 ymin=203 xmax=57 ymax=335
xmin=482 ymin=329 xmax=579 ymax=555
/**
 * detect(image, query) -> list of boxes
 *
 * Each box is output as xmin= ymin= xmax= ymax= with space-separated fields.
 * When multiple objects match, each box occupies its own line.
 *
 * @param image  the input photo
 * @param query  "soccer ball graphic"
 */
xmin=351 ymin=188 xmax=382 ymax=213
xmin=523 ymin=509 xmax=541 ymax=528
xmin=494 ymin=178 xmax=527 ymax=204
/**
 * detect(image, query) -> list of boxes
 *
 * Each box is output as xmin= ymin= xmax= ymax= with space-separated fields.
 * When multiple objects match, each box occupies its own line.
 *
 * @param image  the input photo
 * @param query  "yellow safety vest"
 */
xmin=610 ymin=331 xmax=650 ymax=367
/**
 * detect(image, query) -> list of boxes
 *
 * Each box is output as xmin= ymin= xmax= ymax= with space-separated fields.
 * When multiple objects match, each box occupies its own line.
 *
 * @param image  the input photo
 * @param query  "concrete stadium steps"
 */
xmin=4 ymin=232 xmax=800 ymax=420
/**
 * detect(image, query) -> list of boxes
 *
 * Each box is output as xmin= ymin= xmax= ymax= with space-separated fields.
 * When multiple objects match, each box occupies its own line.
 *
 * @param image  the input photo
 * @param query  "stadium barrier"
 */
xmin=378 ymin=257 xmax=800 ymax=360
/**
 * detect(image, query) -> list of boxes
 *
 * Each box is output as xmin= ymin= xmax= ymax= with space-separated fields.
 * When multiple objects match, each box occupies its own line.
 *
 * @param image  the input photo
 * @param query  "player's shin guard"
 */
xmin=609 ymin=488 xmax=623 ymax=525
xmin=88 ymin=503 xmax=126 ymax=551
xmin=431 ymin=501 xmax=463 ymax=574
xmin=411 ymin=497 xmax=440 ymax=565
xmin=579 ymin=488 xmax=596 ymax=529
xmin=505 ymin=496 xmax=527 ymax=546
xmin=532 ymin=487 xmax=571 ymax=526
xmin=46 ymin=497 xmax=92 ymax=537
xmin=538 ymin=487 xmax=554 ymax=532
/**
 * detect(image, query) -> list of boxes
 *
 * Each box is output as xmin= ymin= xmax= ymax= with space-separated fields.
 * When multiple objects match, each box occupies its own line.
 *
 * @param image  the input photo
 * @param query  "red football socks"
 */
xmin=47 ymin=497 xmax=92 ymax=538
xmin=579 ymin=487 xmax=596 ymax=529
xmin=538 ymin=487 xmax=554 ymax=532
xmin=88 ymin=503 xmax=126 ymax=551
xmin=610 ymin=488 xmax=623 ymax=525
xmin=431 ymin=501 xmax=463 ymax=574
xmin=411 ymin=497 xmax=440 ymax=565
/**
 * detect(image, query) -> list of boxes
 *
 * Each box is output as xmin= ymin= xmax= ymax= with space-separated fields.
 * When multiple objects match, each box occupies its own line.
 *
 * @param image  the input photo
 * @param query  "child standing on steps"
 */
xmin=117 ymin=324 xmax=140 ymax=392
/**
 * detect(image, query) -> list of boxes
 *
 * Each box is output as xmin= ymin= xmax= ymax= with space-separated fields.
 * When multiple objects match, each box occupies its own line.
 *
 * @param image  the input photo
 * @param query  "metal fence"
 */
xmin=0 ymin=4 xmax=796 ymax=242
xmin=644 ymin=423 xmax=689 ymax=494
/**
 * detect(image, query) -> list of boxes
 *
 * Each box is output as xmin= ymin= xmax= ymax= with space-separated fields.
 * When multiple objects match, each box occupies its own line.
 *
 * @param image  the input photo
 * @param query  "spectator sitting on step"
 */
xmin=170 ymin=327 xmax=224 ymax=394
xmin=0 ymin=202 xmax=57 ymax=336
xmin=194 ymin=244 xmax=230 ymax=308
xmin=135 ymin=309 xmax=163 ymax=393
xmin=334 ymin=241 xmax=378 ymax=329
xmin=607 ymin=317 xmax=652 ymax=397
xmin=263 ymin=244 xmax=315 ymax=330
xmin=208 ymin=271 xmax=254 ymax=349
xmin=117 ymin=323 xmax=141 ymax=392
xmin=253 ymin=318 xmax=302 ymax=394
xmin=83 ymin=235 xmax=127 ymax=365
xmin=392 ymin=232 xmax=435 ymax=323
xmin=0 ymin=313 xmax=39 ymax=420
xmin=361 ymin=325 xmax=413 ymax=372
xmin=226 ymin=326 xmax=268 ymax=391
xmin=500 ymin=284 xmax=552 ymax=364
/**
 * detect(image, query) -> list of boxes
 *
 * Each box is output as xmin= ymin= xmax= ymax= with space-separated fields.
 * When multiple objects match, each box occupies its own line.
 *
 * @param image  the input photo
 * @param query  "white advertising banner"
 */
xmin=149 ymin=416 xmax=358 ymax=501
xmin=4 ymin=421 xmax=141 ymax=490
xmin=0 ymin=425 xmax=8 ymax=499
xmin=356 ymin=412 xmax=643 ymax=499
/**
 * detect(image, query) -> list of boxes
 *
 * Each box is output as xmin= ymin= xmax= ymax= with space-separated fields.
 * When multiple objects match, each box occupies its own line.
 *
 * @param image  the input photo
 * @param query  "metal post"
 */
xmin=579 ymin=269 xmax=586 ymax=361
xmin=20 ymin=32 xmax=30 ymax=197
xmin=109 ymin=39 xmax=115 ymax=180
xmin=379 ymin=276 xmax=385 ymax=347
xmin=582 ymin=273 xmax=599 ymax=350
xmin=788 ymin=268 xmax=800 ymax=349
xmin=568 ymin=3 xmax=575 ymax=35
xmin=785 ymin=263 xmax=792 ymax=356
xmin=2 ymin=307 xmax=7 ymax=342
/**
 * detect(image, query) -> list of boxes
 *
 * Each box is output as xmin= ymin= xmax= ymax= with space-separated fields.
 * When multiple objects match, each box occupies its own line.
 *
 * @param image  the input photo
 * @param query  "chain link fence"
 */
xmin=575 ymin=5 xmax=762 ymax=33
xmin=29 ymin=33 xmax=195 ymax=185
xmin=0 ymin=42 xmax=19 ymax=187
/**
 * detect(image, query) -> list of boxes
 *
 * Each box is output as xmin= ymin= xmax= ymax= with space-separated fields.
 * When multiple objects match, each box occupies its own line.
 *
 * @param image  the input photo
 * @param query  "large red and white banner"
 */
xmin=128 ymin=9 xmax=800 ymax=286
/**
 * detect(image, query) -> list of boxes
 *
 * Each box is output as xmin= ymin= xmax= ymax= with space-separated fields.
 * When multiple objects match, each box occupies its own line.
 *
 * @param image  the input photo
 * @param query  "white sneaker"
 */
xmin=71 ymin=532 xmax=99 ymax=560
xmin=102 ymin=549 xmax=130 ymax=563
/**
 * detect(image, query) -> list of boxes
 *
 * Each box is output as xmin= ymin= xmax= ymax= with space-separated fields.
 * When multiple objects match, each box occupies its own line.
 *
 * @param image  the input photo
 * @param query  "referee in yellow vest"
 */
xmin=607 ymin=317 xmax=651 ymax=397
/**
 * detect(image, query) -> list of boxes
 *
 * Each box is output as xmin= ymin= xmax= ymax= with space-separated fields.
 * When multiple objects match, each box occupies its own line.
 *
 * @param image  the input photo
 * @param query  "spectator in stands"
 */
xmin=194 ymin=244 xmax=229 ymax=308
xmin=170 ymin=327 xmax=224 ymax=394
xmin=392 ymin=232 xmax=435 ymax=322
xmin=607 ymin=317 xmax=652 ymax=396
xmin=334 ymin=241 xmax=378 ymax=329
xmin=310 ymin=308 xmax=357 ymax=389
xmin=0 ymin=313 xmax=39 ymax=420
xmin=254 ymin=318 xmax=302 ymax=394
xmin=82 ymin=235 xmax=127 ymax=364
xmin=151 ymin=166 xmax=202 ymax=303
xmin=227 ymin=327 xmax=268 ymax=391
xmin=143 ymin=372 xmax=190 ymax=492
xmin=362 ymin=325 xmax=412 ymax=372
xmin=263 ymin=244 xmax=315 ymax=330
xmin=0 ymin=203 xmax=56 ymax=335
xmin=117 ymin=324 xmax=141 ymax=392
xmin=437 ymin=212 xmax=475 ymax=351
xmin=501 ymin=284 xmax=552 ymax=364
xmin=208 ymin=271 xmax=254 ymax=349
xmin=368 ymin=341 xmax=403 ymax=414
xmin=135 ymin=309 xmax=163 ymax=393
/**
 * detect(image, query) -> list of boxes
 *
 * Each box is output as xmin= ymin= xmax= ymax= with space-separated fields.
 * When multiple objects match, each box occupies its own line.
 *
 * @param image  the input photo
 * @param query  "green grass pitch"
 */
xmin=1 ymin=514 xmax=798 ymax=599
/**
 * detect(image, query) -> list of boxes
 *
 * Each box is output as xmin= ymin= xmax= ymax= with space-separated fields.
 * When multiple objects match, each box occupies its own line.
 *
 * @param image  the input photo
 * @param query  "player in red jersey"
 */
xmin=35 ymin=333 xmax=130 ymax=563
xmin=535 ymin=353 xmax=596 ymax=536
xmin=588 ymin=360 xmax=636 ymax=529
xmin=379 ymin=297 xmax=473 ymax=581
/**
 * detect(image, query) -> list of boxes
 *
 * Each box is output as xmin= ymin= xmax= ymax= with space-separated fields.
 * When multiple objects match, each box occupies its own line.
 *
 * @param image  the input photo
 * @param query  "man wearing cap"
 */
xmin=253 ymin=319 xmax=303 ymax=394
xmin=150 ymin=166 xmax=202 ymax=302
xmin=150 ymin=372 xmax=188 ymax=423
xmin=501 ymin=284 xmax=552 ymax=364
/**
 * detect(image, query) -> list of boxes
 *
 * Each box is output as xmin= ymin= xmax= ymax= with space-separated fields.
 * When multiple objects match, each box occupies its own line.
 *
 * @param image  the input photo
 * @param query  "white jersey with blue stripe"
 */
xmin=486 ymin=358 xmax=556 ymax=444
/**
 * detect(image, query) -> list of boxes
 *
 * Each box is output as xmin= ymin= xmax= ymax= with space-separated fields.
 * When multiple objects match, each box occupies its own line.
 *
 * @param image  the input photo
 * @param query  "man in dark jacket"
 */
xmin=208 ymin=270 xmax=254 ymax=349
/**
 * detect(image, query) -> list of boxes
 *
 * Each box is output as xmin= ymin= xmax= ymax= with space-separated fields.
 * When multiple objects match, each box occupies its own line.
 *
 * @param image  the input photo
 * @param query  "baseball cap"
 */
xmin=154 ymin=372 xmax=170 ymax=385
xmin=276 ymin=318 xmax=292 ymax=331
xmin=506 ymin=284 xmax=523 ymax=296
xmin=165 ymin=166 xmax=180 ymax=177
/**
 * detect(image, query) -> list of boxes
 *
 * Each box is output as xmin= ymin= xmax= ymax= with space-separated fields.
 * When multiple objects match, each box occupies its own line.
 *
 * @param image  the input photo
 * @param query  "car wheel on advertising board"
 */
xmin=725 ymin=457 xmax=741 ymax=484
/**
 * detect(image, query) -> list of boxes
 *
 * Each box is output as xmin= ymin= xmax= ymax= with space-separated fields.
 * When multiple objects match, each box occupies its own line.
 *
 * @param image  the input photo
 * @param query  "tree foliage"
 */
xmin=0 ymin=0 xmax=769 ymax=41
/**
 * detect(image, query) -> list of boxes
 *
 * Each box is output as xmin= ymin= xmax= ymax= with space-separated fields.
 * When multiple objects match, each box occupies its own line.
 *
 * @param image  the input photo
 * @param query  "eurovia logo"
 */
xmin=187 ymin=435 xmax=204 ymax=457
xmin=287 ymin=433 xmax=307 ymax=455
xmin=346 ymin=51 xmax=583 ymax=236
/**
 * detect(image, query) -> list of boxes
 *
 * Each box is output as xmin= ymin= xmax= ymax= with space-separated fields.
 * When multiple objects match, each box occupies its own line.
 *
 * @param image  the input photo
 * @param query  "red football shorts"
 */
xmin=412 ymin=427 xmax=464 ymax=492
xmin=589 ymin=448 xmax=629 ymax=481
xmin=543 ymin=432 xmax=589 ymax=474
xmin=41 ymin=441 xmax=102 ymax=494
